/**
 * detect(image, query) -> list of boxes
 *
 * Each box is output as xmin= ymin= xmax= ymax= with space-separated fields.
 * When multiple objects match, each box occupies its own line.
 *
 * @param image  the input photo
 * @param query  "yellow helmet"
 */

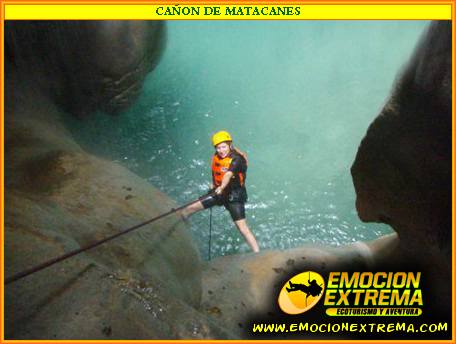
xmin=212 ymin=130 xmax=232 ymax=147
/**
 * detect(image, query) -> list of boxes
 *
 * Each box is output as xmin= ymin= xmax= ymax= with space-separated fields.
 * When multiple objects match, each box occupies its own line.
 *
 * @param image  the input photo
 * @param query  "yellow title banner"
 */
xmin=4 ymin=4 xmax=453 ymax=20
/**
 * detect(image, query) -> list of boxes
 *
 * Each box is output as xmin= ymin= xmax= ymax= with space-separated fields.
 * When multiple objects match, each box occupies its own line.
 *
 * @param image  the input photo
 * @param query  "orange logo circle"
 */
xmin=278 ymin=271 xmax=325 ymax=315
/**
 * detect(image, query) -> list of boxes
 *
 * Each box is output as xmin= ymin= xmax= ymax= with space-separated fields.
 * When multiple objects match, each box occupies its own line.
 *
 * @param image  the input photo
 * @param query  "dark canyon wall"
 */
xmin=352 ymin=21 xmax=452 ymax=317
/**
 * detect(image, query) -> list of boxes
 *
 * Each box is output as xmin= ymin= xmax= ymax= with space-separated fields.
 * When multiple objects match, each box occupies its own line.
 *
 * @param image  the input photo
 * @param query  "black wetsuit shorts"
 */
xmin=199 ymin=191 xmax=246 ymax=221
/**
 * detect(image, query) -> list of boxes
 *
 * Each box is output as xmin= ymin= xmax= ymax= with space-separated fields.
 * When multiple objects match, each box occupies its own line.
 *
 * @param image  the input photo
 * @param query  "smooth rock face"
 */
xmin=5 ymin=21 xmax=165 ymax=117
xmin=351 ymin=21 xmax=452 ymax=311
xmin=4 ymin=128 xmax=215 ymax=339
xmin=4 ymin=21 xmax=231 ymax=340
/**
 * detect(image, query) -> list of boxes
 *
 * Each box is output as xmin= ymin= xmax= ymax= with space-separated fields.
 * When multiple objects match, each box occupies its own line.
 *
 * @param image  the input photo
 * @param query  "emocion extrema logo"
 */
xmin=278 ymin=271 xmax=325 ymax=315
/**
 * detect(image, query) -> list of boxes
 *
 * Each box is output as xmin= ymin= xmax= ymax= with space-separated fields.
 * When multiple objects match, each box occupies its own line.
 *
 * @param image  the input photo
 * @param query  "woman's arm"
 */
xmin=215 ymin=171 xmax=233 ymax=195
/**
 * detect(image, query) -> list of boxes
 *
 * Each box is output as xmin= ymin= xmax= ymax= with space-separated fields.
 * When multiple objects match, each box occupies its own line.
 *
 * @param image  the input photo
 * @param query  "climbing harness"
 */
xmin=5 ymin=196 xmax=205 ymax=285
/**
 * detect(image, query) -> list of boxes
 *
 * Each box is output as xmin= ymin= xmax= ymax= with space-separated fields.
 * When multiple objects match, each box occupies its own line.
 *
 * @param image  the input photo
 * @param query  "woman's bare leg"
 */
xmin=234 ymin=219 xmax=260 ymax=253
xmin=181 ymin=200 xmax=205 ymax=219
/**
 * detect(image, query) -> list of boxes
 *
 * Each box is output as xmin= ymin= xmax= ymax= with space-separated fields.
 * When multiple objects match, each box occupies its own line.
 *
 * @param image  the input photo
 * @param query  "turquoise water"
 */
xmin=67 ymin=21 xmax=428 ymax=259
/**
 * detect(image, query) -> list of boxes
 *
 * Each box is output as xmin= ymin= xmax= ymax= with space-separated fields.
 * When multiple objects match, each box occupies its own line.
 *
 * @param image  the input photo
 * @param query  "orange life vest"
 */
xmin=211 ymin=154 xmax=245 ymax=187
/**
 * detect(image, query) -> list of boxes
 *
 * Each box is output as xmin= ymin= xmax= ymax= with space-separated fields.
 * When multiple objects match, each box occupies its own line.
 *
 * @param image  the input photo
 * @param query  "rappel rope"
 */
xmin=5 ymin=196 xmax=208 ymax=285
xmin=208 ymin=207 xmax=213 ymax=261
